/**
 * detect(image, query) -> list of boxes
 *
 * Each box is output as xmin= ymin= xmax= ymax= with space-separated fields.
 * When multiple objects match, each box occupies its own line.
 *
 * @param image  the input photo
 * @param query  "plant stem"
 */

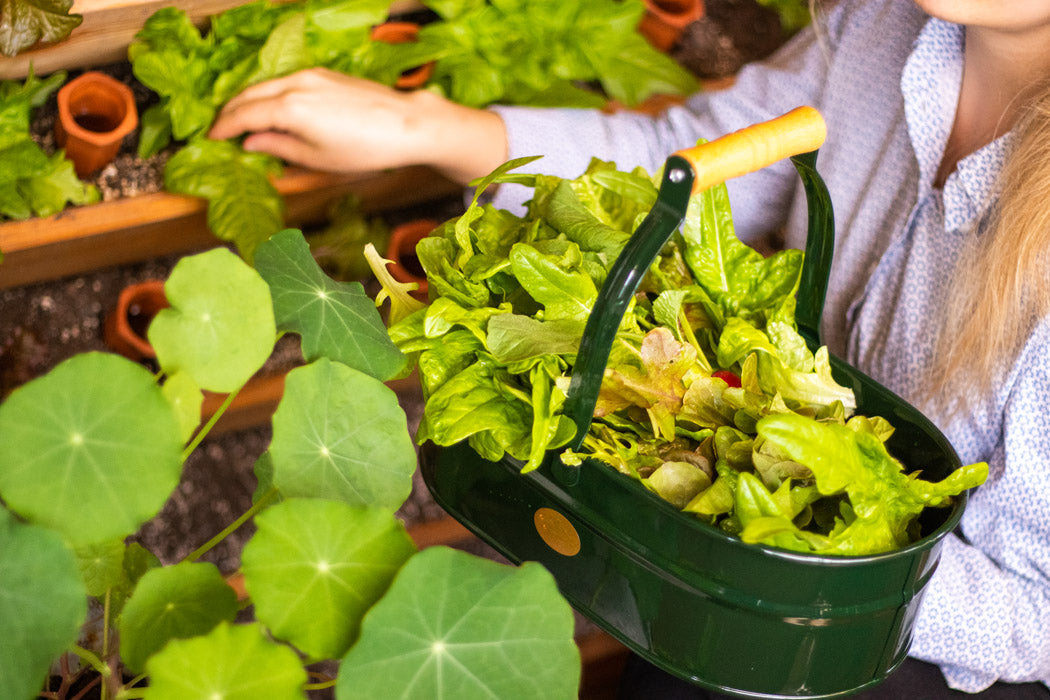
xmin=101 ymin=590 xmax=112 ymax=700
xmin=102 ymin=590 xmax=111 ymax=660
xmin=115 ymin=690 xmax=147 ymax=700
xmin=69 ymin=646 xmax=110 ymax=679
xmin=123 ymin=673 xmax=147 ymax=689
xmin=183 ymin=487 xmax=278 ymax=563
xmin=181 ymin=385 xmax=241 ymax=461
xmin=70 ymin=675 xmax=102 ymax=700
xmin=304 ymin=679 xmax=338 ymax=691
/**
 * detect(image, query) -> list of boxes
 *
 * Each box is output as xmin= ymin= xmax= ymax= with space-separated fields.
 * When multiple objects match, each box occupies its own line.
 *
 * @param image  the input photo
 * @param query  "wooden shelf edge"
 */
xmin=0 ymin=165 xmax=460 ymax=290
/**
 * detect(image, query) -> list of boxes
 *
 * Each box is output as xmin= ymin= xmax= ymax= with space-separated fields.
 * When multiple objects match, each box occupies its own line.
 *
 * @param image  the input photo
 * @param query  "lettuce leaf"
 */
xmin=750 ymin=413 xmax=988 ymax=554
xmin=0 ymin=71 xmax=98 ymax=221
xmin=0 ymin=0 xmax=82 ymax=57
xmin=368 ymin=155 xmax=986 ymax=556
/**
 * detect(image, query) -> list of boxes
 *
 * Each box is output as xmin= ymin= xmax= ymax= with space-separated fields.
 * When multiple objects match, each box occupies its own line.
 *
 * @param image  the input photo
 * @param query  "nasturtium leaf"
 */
xmin=161 ymin=370 xmax=203 ymax=442
xmin=255 ymin=229 xmax=406 ymax=381
xmin=145 ymin=622 xmax=307 ymax=700
xmin=149 ymin=247 xmax=276 ymax=393
xmin=252 ymin=450 xmax=279 ymax=504
xmin=0 ymin=352 xmax=183 ymax=545
xmin=74 ymin=539 xmax=126 ymax=597
xmin=241 ymin=498 xmax=416 ymax=660
xmin=336 ymin=546 xmax=580 ymax=700
xmin=0 ymin=508 xmax=86 ymax=700
xmin=119 ymin=561 xmax=238 ymax=673
xmin=268 ymin=359 xmax=416 ymax=510
xmin=110 ymin=542 xmax=161 ymax=617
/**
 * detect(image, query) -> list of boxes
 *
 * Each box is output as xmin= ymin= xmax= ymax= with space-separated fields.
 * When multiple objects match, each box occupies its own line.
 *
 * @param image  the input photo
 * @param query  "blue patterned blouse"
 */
xmin=490 ymin=0 xmax=1050 ymax=691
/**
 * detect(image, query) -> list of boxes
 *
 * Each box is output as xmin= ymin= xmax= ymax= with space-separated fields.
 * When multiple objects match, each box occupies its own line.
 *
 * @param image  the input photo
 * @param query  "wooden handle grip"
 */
xmin=673 ymin=106 xmax=827 ymax=194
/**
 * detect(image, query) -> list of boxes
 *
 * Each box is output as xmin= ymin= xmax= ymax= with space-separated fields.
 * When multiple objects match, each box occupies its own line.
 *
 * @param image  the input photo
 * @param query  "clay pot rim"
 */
xmin=57 ymin=71 xmax=139 ymax=146
xmin=370 ymin=21 xmax=422 ymax=42
xmin=369 ymin=21 xmax=435 ymax=90
xmin=386 ymin=219 xmax=436 ymax=299
xmin=104 ymin=279 xmax=169 ymax=361
xmin=643 ymin=0 xmax=705 ymax=29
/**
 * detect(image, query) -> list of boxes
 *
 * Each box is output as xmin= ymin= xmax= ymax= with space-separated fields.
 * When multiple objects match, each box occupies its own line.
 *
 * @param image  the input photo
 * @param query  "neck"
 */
xmin=936 ymin=23 xmax=1050 ymax=186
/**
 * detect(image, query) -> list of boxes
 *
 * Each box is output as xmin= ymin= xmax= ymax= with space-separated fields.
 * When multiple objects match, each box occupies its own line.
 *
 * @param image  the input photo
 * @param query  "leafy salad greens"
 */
xmin=0 ymin=0 xmax=82 ymax=57
xmin=368 ymin=156 xmax=988 ymax=556
xmin=128 ymin=0 xmax=697 ymax=260
xmin=0 ymin=70 xmax=98 ymax=222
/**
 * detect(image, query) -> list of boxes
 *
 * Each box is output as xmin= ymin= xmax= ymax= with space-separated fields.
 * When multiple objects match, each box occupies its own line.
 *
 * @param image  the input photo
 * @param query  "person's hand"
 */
xmin=207 ymin=67 xmax=508 ymax=184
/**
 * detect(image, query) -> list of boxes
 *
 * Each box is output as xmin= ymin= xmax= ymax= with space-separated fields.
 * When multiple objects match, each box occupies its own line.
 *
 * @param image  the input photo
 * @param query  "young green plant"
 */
xmin=0 ymin=229 xmax=580 ymax=700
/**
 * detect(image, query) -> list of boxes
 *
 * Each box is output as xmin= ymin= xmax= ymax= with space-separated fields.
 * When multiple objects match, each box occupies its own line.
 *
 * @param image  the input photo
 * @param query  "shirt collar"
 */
xmin=900 ymin=18 xmax=1009 ymax=232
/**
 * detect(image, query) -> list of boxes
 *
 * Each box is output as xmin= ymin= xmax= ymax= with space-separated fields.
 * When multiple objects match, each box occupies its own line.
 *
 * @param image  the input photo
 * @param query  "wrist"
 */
xmin=411 ymin=92 xmax=508 ymax=184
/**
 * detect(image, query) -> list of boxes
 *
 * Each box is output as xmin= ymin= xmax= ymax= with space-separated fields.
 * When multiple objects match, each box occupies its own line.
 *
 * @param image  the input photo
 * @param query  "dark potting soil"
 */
xmin=674 ymin=0 xmax=790 ymax=80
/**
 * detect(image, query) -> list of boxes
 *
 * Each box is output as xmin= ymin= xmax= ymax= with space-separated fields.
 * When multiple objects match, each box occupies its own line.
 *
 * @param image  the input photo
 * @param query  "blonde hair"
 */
xmin=926 ymin=81 xmax=1050 ymax=417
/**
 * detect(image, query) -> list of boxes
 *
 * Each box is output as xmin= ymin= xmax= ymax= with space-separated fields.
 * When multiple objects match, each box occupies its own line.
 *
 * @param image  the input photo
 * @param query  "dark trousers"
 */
xmin=617 ymin=654 xmax=1050 ymax=699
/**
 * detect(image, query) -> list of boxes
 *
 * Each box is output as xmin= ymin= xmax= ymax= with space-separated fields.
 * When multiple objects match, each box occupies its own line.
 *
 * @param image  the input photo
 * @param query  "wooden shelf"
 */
xmin=1 ymin=0 xmax=425 ymax=80
xmin=0 ymin=165 xmax=460 ymax=290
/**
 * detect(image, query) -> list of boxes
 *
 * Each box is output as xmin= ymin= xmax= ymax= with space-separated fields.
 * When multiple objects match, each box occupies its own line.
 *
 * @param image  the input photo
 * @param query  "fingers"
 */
xmin=209 ymin=96 xmax=290 ymax=141
xmin=240 ymin=131 xmax=325 ymax=170
xmin=208 ymin=69 xmax=327 ymax=140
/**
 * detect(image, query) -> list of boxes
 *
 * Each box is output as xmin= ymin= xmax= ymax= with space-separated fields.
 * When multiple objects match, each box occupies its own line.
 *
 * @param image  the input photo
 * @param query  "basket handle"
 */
xmin=675 ymin=106 xmax=827 ymax=195
xmin=562 ymin=107 xmax=830 ymax=452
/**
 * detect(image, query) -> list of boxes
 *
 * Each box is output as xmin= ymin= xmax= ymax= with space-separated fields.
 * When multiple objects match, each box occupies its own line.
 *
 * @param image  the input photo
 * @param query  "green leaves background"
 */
xmin=128 ymin=0 xmax=698 ymax=259
xmin=0 ymin=71 xmax=98 ymax=221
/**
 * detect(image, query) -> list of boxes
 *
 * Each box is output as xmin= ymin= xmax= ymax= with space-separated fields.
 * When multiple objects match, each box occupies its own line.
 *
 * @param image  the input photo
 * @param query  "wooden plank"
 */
xmin=578 ymin=629 xmax=631 ymax=699
xmin=407 ymin=515 xmax=474 ymax=549
xmin=201 ymin=373 xmax=287 ymax=436
xmin=0 ymin=165 xmax=460 ymax=289
xmin=0 ymin=0 xmax=425 ymax=80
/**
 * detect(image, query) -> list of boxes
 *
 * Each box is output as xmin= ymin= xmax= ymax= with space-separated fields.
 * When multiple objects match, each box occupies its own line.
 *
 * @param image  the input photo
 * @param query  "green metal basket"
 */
xmin=420 ymin=108 xmax=966 ymax=699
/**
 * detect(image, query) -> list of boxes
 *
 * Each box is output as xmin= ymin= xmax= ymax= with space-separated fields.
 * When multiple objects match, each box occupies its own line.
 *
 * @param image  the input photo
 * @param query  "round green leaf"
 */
xmin=161 ymin=370 xmax=203 ymax=443
xmin=0 ymin=509 xmax=87 ymax=700
xmin=269 ymin=359 xmax=416 ymax=509
xmin=111 ymin=542 xmax=161 ymax=618
xmin=145 ymin=622 xmax=307 ymax=700
xmin=336 ymin=547 xmax=580 ymax=700
xmin=119 ymin=561 xmax=239 ymax=673
xmin=74 ymin=540 xmax=126 ymax=597
xmin=255 ymin=229 xmax=406 ymax=381
xmin=0 ymin=352 xmax=183 ymax=545
xmin=241 ymin=498 xmax=416 ymax=660
xmin=149 ymin=247 xmax=276 ymax=393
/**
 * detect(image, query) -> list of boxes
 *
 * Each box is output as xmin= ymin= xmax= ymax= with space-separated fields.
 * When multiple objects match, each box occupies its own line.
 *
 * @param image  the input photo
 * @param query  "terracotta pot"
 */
xmin=55 ymin=71 xmax=139 ymax=178
xmin=369 ymin=22 xmax=435 ymax=90
xmin=385 ymin=219 xmax=436 ymax=301
xmin=103 ymin=280 xmax=169 ymax=362
xmin=638 ymin=0 xmax=705 ymax=52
